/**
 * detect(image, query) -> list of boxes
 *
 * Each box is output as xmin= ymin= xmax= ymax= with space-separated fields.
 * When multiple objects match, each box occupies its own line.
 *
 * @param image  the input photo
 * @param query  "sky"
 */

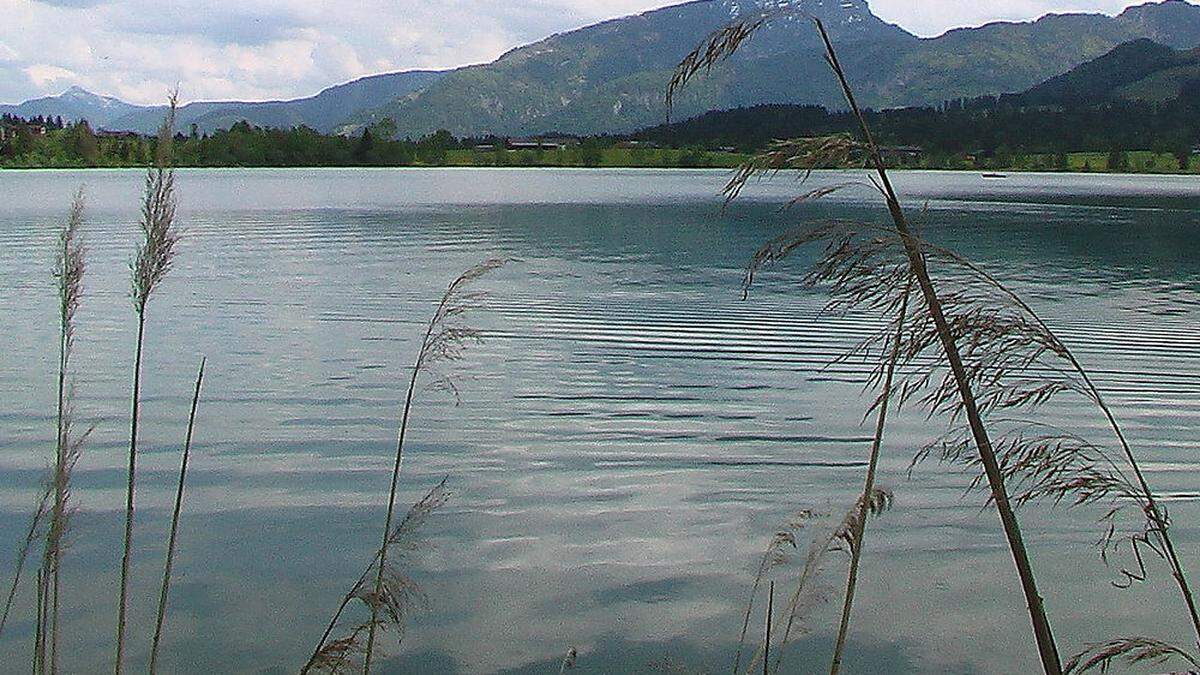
xmin=0 ymin=0 xmax=1182 ymax=105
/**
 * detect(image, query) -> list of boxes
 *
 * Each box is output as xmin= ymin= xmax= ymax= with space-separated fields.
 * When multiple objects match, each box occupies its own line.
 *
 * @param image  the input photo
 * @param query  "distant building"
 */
xmin=615 ymin=140 xmax=659 ymax=149
xmin=505 ymin=136 xmax=579 ymax=150
xmin=0 ymin=123 xmax=46 ymax=141
xmin=96 ymin=129 xmax=141 ymax=140
xmin=879 ymin=145 xmax=923 ymax=162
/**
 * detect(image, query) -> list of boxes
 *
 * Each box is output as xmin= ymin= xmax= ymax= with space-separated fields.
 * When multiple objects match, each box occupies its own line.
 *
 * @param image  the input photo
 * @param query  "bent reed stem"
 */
xmin=812 ymin=19 xmax=1062 ymax=673
xmin=829 ymin=275 xmax=912 ymax=675
xmin=148 ymin=358 xmax=206 ymax=674
xmin=362 ymin=304 xmax=439 ymax=674
xmin=922 ymin=240 xmax=1200 ymax=646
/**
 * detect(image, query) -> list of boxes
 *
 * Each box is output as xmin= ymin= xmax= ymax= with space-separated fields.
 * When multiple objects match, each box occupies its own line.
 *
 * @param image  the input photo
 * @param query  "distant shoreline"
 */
xmin=2 ymin=163 xmax=1197 ymax=177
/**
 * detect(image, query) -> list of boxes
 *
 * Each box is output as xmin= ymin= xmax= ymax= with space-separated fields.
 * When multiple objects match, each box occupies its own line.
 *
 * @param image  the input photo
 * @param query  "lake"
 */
xmin=1 ymin=168 xmax=1199 ymax=673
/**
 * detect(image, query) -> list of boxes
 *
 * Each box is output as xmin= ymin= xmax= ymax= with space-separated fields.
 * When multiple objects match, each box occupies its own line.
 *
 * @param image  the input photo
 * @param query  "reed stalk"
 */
xmin=813 ymin=21 xmax=1062 ymax=670
xmin=302 ymin=479 xmax=451 ymax=674
xmin=305 ymin=259 xmax=504 ymax=674
xmin=829 ymin=275 xmax=911 ymax=675
xmin=361 ymin=323 xmax=428 ymax=675
xmin=922 ymin=241 xmax=1200 ymax=648
xmin=670 ymin=15 xmax=1062 ymax=673
xmin=762 ymin=581 xmax=773 ymax=675
xmin=35 ymin=567 xmax=45 ymax=673
xmin=115 ymin=94 xmax=180 ymax=675
xmin=148 ymin=358 xmax=206 ymax=674
xmin=361 ymin=259 xmax=506 ymax=673
xmin=40 ymin=188 xmax=87 ymax=675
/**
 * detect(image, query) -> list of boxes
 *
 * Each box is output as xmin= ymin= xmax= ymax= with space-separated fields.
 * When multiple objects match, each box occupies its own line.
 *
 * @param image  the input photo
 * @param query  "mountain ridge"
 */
xmin=0 ymin=69 xmax=450 ymax=134
xmin=350 ymin=0 xmax=1200 ymax=138
xmin=5 ymin=0 xmax=1200 ymax=139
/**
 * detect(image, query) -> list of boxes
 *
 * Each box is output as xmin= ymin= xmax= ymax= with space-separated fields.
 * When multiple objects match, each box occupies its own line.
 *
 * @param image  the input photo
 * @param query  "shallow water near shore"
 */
xmin=1 ymin=168 xmax=1199 ymax=673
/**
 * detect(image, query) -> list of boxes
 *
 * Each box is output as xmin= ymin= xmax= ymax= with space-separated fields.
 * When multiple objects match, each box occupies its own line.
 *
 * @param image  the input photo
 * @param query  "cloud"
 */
xmin=30 ymin=0 xmax=107 ymax=6
xmin=25 ymin=63 xmax=78 ymax=88
xmin=0 ymin=0 xmax=1182 ymax=105
xmin=0 ymin=41 xmax=19 ymax=63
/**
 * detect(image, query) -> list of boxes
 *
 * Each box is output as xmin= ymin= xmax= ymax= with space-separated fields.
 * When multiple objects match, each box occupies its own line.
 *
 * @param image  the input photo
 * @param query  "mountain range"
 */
xmin=0 ymin=70 xmax=447 ymax=135
xmin=4 ymin=0 xmax=1200 ymax=138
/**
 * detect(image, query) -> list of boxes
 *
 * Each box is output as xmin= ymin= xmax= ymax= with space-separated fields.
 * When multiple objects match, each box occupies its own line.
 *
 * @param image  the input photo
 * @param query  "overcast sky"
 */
xmin=0 ymin=0 xmax=1180 ymax=105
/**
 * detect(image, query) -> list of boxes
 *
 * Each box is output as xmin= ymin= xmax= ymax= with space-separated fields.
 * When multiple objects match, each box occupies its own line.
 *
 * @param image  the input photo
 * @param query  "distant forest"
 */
xmin=3 ymin=91 xmax=1200 ymax=172
xmin=637 ymin=93 xmax=1200 ymax=164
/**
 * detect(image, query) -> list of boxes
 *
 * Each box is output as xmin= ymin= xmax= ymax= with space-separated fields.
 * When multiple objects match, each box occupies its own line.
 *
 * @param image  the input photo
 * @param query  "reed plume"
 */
xmin=360 ymin=257 xmax=506 ymax=672
xmin=148 ymin=358 xmax=206 ymax=674
xmin=115 ymin=93 xmax=180 ymax=675
xmin=559 ymin=646 xmax=578 ymax=674
xmin=672 ymin=12 xmax=1080 ymax=673
xmin=1064 ymin=637 xmax=1200 ymax=673
xmin=302 ymin=479 xmax=451 ymax=674
xmin=732 ymin=508 xmax=815 ymax=673
xmin=734 ymin=493 xmax=892 ymax=675
xmin=37 ymin=188 xmax=90 ymax=675
xmin=674 ymin=10 xmax=1200 ymax=673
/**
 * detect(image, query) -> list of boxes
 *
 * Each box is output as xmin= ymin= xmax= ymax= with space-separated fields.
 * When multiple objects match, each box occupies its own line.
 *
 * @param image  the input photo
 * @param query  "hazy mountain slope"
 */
xmin=348 ymin=0 xmax=917 ymax=137
xmin=355 ymin=0 xmax=1200 ymax=138
xmin=1114 ymin=0 xmax=1200 ymax=46
xmin=9 ymin=0 xmax=1200 ymax=139
xmin=2 ymin=70 xmax=448 ymax=134
xmin=1113 ymin=50 xmax=1200 ymax=101
xmin=108 ymin=70 xmax=449 ymax=134
xmin=886 ymin=1 xmax=1200 ymax=106
xmin=1015 ymin=39 xmax=1185 ymax=106
xmin=0 ymin=87 xmax=148 ymax=127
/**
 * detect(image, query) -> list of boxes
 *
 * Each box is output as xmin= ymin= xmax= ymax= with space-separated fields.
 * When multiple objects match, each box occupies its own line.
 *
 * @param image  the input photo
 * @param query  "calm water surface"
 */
xmin=1 ymin=168 xmax=1198 ymax=673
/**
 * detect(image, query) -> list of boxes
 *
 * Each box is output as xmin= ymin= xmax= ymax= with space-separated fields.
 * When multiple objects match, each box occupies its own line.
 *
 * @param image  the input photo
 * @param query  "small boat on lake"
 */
xmin=982 ymin=172 xmax=1009 ymax=179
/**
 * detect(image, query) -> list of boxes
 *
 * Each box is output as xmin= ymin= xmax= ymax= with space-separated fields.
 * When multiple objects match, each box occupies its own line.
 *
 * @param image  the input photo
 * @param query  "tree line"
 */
xmin=4 ymin=90 xmax=1199 ymax=170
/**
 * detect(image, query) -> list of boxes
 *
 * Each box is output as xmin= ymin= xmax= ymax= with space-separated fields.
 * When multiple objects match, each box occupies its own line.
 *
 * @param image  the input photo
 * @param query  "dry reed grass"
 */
xmin=674 ymin=12 xmax=1062 ymax=671
xmin=560 ymin=646 xmax=578 ymax=673
xmin=115 ymin=93 xmax=180 ymax=675
xmin=307 ymin=257 xmax=506 ymax=673
xmin=37 ymin=188 xmax=91 ymax=675
xmin=670 ymin=8 xmax=1200 ymax=674
xmin=302 ymin=479 xmax=450 ymax=674
xmin=361 ymin=257 xmax=506 ymax=672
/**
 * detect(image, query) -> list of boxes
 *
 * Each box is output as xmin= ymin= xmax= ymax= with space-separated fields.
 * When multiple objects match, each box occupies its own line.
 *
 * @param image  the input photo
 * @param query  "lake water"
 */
xmin=1 ymin=168 xmax=1199 ymax=673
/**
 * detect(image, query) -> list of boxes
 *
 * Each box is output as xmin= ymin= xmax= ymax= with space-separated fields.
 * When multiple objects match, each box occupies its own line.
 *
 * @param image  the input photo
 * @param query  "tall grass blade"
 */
xmin=732 ymin=508 xmax=815 ymax=674
xmin=762 ymin=581 xmax=773 ymax=675
xmin=0 ymin=486 xmax=51 ymax=638
xmin=805 ymin=25 xmax=1062 ymax=669
xmin=148 ymin=357 xmax=205 ymax=674
xmin=670 ymin=13 xmax=1064 ymax=673
xmin=35 ymin=567 xmax=45 ymax=673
